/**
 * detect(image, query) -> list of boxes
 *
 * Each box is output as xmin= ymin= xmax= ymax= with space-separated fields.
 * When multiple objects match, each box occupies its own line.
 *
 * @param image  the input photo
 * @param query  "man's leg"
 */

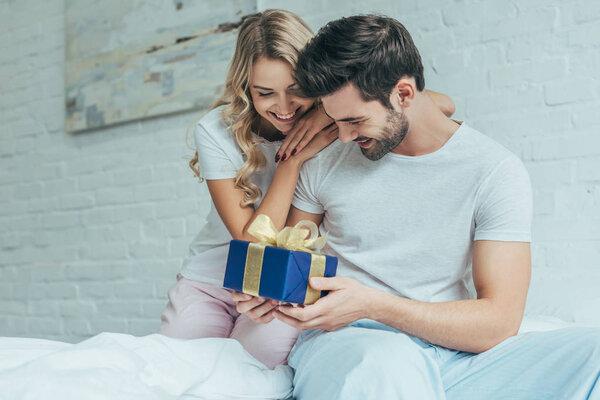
xmin=442 ymin=327 xmax=600 ymax=400
xmin=288 ymin=321 xmax=447 ymax=400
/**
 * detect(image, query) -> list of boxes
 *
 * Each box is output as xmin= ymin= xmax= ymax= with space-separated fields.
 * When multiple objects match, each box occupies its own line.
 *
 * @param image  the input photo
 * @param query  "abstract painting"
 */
xmin=64 ymin=0 xmax=256 ymax=132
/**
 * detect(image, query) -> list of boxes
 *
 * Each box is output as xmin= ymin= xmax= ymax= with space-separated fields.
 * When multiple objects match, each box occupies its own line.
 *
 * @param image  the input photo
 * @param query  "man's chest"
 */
xmin=318 ymin=165 xmax=480 ymax=248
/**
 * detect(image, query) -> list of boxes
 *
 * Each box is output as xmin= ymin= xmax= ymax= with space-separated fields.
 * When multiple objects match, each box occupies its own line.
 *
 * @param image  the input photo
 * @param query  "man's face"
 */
xmin=321 ymin=84 xmax=409 ymax=161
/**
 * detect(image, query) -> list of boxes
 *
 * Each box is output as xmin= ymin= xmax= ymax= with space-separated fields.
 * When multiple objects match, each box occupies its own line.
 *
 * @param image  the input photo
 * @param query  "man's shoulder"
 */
xmin=457 ymin=123 xmax=523 ymax=167
xmin=454 ymin=124 xmax=530 ymax=195
xmin=302 ymin=139 xmax=354 ymax=171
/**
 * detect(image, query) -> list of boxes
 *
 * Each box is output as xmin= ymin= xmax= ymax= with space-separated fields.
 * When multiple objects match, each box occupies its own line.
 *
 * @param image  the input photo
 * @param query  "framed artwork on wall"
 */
xmin=64 ymin=0 xmax=255 ymax=133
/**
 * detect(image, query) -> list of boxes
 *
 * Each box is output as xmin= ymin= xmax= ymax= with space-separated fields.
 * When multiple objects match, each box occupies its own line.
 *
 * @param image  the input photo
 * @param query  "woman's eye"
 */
xmin=349 ymin=121 xmax=361 ymax=126
xmin=258 ymin=92 xmax=273 ymax=97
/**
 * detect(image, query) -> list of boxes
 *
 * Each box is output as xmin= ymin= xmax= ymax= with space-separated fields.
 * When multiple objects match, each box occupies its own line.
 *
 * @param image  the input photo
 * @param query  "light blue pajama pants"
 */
xmin=288 ymin=320 xmax=600 ymax=399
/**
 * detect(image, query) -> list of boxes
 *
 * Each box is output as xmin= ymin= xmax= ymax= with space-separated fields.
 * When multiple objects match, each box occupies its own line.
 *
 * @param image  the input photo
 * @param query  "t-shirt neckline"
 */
xmin=385 ymin=121 xmax=466 ymax=161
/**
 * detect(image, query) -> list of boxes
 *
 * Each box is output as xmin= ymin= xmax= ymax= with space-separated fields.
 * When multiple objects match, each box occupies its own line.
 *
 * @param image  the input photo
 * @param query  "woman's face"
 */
xmin=249 ymin=57 xmax=314 ymax=134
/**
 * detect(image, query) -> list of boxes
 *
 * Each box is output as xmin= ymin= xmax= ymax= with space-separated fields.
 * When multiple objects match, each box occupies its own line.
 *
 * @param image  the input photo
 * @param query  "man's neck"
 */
xmin=392 ymin=94 xmax=460 ymax=157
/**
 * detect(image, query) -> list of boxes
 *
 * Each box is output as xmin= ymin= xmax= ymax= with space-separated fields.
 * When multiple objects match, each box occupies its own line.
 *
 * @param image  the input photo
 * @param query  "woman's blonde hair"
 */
xmin=189 ymin=9 xmax=314 ymax=206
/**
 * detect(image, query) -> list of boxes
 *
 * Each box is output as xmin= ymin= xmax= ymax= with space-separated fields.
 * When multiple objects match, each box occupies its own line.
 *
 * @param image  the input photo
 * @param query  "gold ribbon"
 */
xmin=241 ymin=215 xmax=328 ymax=304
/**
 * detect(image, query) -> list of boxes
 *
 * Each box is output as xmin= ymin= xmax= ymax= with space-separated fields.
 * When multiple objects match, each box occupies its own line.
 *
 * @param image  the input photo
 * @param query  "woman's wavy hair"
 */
xmin=188 ymin=9 xmax=314 ymax=206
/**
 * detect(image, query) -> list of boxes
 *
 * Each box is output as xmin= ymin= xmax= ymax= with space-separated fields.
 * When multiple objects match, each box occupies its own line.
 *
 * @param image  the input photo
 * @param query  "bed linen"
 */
xmin=0 ymin=315 xmax=575 ymax=400
xmin=0 ymin=333 xmax=293 ymax=400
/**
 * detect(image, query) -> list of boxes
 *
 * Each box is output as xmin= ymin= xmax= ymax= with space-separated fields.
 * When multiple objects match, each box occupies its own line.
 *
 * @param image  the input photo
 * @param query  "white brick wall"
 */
xmin=0 ymin=0 xmax=599 ymax=342
xmin=0 ymin=0 xmax=212 ymax=342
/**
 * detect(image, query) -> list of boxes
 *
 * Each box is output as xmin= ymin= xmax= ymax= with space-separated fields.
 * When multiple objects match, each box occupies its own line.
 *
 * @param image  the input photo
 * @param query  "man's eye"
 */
xmin=349 ymin=121 xmax=361 ymax=125
xmin=258 ymin=92 xmax=273 ymax=97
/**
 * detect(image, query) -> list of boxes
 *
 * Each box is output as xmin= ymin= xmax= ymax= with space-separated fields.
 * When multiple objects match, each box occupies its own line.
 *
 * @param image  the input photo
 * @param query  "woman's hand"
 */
xmin=290 ymin=122 xmax=338 ymax=164
xmin=231 ymin=291 xmax=279 ymax=324
xmin=276 ymin=105 xmax=334 ymax=162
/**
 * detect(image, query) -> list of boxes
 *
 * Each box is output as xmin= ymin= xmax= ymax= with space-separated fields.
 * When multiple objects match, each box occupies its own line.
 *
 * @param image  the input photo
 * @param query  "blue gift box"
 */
xmin=223 ymin=239 xmax=338 ymax=304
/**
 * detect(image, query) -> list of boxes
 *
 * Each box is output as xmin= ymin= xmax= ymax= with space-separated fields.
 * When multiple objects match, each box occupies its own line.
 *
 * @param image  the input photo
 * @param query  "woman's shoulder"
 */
xmin=197 ymin=105 xmax=230 ymax=133
xmin=194 ymin=105 xmax=237 ymax=145
xmin=193 ymin=105 xmax=245 ymax=172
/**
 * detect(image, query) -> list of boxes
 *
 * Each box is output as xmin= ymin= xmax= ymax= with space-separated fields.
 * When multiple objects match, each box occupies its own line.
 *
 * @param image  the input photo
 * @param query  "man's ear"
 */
xmin=390 ymin=77 xmax=416 ymax=109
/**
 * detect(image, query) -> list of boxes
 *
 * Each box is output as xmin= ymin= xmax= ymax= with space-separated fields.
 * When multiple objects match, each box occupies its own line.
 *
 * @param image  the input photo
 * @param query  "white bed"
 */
xmin=0 ymin=316 xmax=576 ymax=400
xmin=0 ymin=333 xmax=294 ymax=400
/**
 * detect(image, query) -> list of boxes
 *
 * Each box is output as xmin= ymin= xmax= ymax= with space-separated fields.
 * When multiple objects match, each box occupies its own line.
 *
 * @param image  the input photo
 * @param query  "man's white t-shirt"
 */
xmin=181 ymin=105 xmax=281 ymax=285
xmin=292 ymin=123 xmax=532 ymax=303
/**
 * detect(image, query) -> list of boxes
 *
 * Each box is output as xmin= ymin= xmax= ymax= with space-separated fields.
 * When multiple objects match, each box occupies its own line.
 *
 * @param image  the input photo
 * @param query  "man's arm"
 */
xmin=370 ymin=240 xmax=530 ymax=352
xmin=275 ymin=240 xmax=530 ymax=353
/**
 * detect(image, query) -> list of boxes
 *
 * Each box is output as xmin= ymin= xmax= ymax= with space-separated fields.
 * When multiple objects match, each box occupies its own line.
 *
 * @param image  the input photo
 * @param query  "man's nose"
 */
xmin=337 ymin=125 xmax=357 ymax=143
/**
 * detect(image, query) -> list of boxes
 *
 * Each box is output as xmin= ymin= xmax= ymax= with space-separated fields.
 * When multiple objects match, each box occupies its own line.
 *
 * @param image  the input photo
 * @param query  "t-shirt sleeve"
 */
xmin=473 ymin=156 xmax=533 ymax=242
xmin=194 ymin=122 xmax=238 ymax=180
xmin=292 ymin=162 xmax=324 ymax=214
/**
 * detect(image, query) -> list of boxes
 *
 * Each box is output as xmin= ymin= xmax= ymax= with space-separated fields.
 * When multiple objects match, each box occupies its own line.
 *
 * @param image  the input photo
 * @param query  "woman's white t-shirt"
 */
xmin=180 ymin=105 xmax=281 ymax=285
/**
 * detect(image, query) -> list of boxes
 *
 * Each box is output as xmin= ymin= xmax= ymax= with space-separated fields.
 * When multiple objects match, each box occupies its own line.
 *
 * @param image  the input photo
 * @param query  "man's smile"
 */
xmin=354 ymin=137 xmax=374 ymax=148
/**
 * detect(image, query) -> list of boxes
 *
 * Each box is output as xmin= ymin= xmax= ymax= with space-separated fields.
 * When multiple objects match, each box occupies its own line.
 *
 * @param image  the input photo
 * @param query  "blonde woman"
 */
xmin=159 ymin=9 xmax=455 ymax=369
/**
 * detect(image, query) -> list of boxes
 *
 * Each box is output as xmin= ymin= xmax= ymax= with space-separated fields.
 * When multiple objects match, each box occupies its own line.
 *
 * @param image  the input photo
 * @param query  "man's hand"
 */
xmin=273 ymin=276 xmax=375 ymax=331
xmin=231 ymin=291 xmax=279 ymax=324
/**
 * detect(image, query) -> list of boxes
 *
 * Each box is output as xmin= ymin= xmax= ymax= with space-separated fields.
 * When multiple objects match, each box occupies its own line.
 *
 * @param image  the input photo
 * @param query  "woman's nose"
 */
xmin=277 ymin=93 xmax=295 ymax=114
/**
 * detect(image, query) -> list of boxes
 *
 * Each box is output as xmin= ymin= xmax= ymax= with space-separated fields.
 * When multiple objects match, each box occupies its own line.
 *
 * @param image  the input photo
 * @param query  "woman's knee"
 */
xmin=233 ymin=317 xmax=300 ymax=369
xmin=159 ymin=281 xmax=235 ymax=338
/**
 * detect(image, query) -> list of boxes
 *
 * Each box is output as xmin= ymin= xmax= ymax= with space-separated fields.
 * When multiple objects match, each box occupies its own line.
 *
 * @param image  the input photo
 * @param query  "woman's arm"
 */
xmin=426 ymin=90 xmax=455 ymax=117
xmin=212 ymin=124 xmax=337 ymax=325
xmin=207 ymin=123 xmax=338 ymax=243
xmin=207 ymin=158 xmax=301 ymax=243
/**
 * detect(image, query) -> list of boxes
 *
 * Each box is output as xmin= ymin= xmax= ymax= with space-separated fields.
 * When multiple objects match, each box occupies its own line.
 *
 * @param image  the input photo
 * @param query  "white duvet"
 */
xmin=0 ymin=315 xmax=578 ymax=400
xmin=0 ymin=333 xmax=293 ymax=400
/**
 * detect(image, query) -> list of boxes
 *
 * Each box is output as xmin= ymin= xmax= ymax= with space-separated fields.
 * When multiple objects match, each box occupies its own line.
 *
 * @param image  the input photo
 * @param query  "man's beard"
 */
xmin=361 ymin=109 xmax=409 ymax=161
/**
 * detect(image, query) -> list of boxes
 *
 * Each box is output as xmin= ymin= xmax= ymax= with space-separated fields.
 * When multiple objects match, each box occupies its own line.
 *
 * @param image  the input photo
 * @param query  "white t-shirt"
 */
xmin=180 ymin=105 xmax=281 ymax=285
xmin=292 ymin=123 xmax=532 ymax=303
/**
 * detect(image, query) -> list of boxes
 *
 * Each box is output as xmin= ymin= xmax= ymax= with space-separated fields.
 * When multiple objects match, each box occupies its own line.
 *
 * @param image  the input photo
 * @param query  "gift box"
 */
xmin=223 ymin=240 xmax=337 ymax=304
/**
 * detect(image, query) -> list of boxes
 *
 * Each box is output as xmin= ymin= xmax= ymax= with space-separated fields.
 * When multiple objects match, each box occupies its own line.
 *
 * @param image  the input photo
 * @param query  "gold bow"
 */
xmin=247 ymin=214 xmax=328 ymax=253
xmin=242 ymin=214 xmax=329 ymax=304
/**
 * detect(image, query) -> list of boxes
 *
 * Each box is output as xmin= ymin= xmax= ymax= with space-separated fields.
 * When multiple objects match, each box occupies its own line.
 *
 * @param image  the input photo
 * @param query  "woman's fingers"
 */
xmin=255 ymin=311 xmax=276 ymax=324
xmin=287 ymin=126 xmax=318 ymax=156
xmin=231 ymin=290 xmax=253 ymax=302
xmin=235 ymin=295 xmax=262 ymax=313
xmin=297 ymin=123 xmax=338 ymax=154
xmin=246 ymin=299 xmax=279 ymax=321
xmin=235 ymin=296 xmax=279 ymax=322
xmin=293 ymin=124 xmax=338 ymax=161
xmin=277 ymin=121 xmax=306 ymax=161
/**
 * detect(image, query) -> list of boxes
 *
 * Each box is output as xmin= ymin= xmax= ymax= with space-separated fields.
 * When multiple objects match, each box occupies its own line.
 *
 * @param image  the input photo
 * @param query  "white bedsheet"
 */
xmin=0 ymin=333 xmax=293 ymax=400
xmin=0 ymin=315 xmax=577 ymax=400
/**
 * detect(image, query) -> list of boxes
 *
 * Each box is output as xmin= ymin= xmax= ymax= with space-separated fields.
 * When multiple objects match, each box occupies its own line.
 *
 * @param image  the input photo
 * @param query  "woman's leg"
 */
xmin=159 ymin=274 xmax=237 ymax=339
xmin=160 ymin=275 xmax=299 ymax=368
xmin=230 ymin=313 xmax=300 ymax=369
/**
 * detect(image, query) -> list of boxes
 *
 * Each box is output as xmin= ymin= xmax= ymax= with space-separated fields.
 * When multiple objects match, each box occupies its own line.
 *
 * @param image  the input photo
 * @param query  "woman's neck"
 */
xmin=252 ymin=117 xmax=285 ymax=141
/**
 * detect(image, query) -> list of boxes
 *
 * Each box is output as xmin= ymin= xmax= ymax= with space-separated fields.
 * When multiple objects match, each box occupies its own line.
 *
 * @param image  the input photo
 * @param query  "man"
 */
xmin=235 ymin=15 xmax=600 ymax=399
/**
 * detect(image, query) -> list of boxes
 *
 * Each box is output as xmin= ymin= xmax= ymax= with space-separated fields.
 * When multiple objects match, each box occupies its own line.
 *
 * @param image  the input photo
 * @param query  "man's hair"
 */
xmin=294 ymin=15 xmax=425 ymax=108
